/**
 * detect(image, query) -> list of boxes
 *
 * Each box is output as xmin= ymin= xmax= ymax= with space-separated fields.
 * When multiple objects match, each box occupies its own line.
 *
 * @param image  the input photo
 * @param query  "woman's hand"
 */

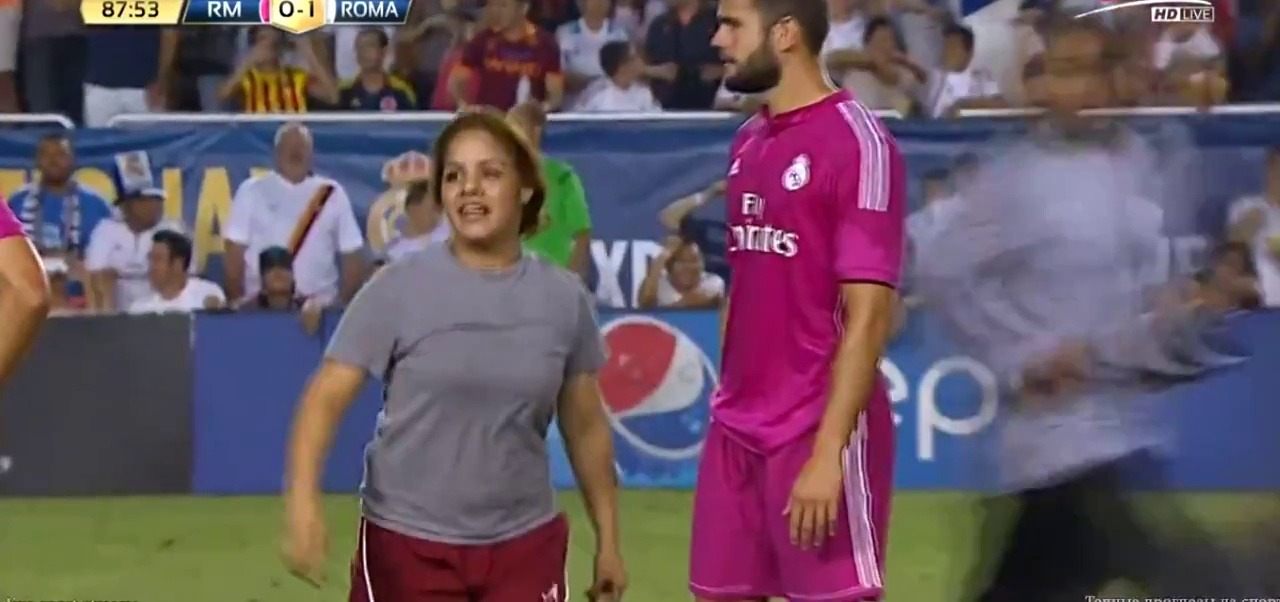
xmin=281 ymin=490 xmax=329 ymax=588
xmin=588 ymin=546 xmax=628 ymax=601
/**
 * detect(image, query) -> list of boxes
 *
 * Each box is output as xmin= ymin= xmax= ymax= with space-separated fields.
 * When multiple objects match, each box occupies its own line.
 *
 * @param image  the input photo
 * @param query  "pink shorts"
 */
xmin=689 ymin=410 xmax=894 ymax=601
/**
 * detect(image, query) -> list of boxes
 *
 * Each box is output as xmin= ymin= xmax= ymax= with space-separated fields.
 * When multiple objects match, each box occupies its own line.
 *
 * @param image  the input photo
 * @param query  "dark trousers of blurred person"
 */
xmin=18 ymin=35 xmax=86 ymax=123
xmin=963 ymin=451 xmax=1246 ymax=602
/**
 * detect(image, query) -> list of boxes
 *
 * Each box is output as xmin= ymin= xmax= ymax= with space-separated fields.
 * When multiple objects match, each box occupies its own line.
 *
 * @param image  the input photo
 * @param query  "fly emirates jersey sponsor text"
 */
xmin=715 ymin=90 xmax=906 ymax=452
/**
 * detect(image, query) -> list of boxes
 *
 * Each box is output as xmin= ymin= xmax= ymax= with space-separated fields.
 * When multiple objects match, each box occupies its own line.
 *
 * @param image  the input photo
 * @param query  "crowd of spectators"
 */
xmin=2 ymin=0 xmax=1278 ymax=123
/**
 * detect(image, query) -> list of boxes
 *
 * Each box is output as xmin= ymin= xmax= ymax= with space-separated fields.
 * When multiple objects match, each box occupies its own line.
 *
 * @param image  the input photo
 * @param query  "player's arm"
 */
xmin=790 ymin=128 xmax=904 ymax=550
xmin=556 ymin=290 xmax=621 ymax=569
xmin=814 ymin=133 xmax=906 ymax=455
xmin=813 ymin=283 xmax=898 ymax=455
xmin=0 ymin=233 xmax=51 ymax=386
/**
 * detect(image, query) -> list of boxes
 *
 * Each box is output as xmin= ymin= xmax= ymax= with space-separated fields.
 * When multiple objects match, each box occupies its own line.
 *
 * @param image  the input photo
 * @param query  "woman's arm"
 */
xmin=557 ymin=372 xmax=620 ymax=554
xmin=285 ymin=360 xmax=366 ymax=498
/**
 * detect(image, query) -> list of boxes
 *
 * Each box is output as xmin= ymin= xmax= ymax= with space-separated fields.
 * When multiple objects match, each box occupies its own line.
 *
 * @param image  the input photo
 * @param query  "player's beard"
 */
xmin=723 ymin=41 xmax=781 ymax=94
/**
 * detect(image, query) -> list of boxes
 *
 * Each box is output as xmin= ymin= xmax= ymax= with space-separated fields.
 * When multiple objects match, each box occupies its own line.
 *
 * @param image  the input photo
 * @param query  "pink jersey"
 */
xmin=0 ymin=196 xmax=21 ymax=239
xmin=713 ymin=90 xmax=905 ymax=452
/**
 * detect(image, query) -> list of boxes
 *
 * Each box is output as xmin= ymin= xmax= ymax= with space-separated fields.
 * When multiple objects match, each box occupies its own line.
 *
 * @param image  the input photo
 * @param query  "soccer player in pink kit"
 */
xmin=0 ymin=196 xmax=51 ymax=389
xmin=689 ymin=0 xmax=905 ymax=599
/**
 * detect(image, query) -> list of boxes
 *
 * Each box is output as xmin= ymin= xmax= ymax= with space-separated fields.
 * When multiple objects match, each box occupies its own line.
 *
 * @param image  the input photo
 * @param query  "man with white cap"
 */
xmin=85 ymin=151 xmax=186 ymax=313
xmin=224 ymin=122 xmax=367 ymax=305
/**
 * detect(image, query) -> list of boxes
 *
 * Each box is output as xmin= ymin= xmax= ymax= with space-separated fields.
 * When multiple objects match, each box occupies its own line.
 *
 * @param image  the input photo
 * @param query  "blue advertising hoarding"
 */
xmin=188 ymin=309 xmax=1280 ymax=495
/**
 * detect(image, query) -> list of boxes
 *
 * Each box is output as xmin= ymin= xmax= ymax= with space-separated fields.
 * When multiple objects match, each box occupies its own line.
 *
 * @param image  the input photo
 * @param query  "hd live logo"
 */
xmin=1151 ymin=3 xmax=1214 ymax=23
xmin=1079 ymin=0 xmax=1214 ymax=23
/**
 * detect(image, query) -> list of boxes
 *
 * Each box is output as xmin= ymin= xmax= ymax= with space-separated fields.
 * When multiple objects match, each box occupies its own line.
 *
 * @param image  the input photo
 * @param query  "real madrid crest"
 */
xmin=782 ymin=154 xmax=810 ymax=191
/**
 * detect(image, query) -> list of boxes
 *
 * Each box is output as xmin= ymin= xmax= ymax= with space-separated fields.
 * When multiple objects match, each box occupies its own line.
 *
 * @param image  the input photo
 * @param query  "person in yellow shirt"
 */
xmin=218 ymin=27 xmax=340 ymax=113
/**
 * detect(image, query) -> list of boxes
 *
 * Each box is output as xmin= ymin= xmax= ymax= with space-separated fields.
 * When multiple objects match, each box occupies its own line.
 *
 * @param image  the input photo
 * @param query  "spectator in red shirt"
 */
xmin=431 ymin=7 xmax=482 ymax=110
xmin=449 ymin=0 xmax=565 ymax=111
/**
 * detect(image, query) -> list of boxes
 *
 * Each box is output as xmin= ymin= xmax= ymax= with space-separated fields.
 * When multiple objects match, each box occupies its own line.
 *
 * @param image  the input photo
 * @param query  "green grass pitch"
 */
xmin=0 ymin=492 xmax=1265 ymax=601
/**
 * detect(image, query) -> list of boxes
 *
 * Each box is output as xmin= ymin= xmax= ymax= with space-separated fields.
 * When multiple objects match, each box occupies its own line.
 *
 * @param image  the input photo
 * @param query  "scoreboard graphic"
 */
xmin=81 ymin=0 xmax=410 ymax=32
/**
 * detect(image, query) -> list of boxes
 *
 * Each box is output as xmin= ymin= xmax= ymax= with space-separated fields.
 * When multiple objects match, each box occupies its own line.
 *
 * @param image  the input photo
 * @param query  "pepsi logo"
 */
xmin=598 ymin=315 xmax=715 ymax=461
xmin=259 ymin=0 xmax=270 ymax=22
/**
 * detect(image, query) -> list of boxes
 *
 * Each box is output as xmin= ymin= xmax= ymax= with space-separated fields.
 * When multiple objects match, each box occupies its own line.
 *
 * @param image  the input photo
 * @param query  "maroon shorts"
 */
xmin=349 ymin=513 xmax=569 ymax=602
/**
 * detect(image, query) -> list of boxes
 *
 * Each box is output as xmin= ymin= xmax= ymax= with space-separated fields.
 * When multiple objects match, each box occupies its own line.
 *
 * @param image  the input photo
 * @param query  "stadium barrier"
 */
xmin=1 ymin=309 xmax=1274 ymax=496
xmin=0 ymin=314 xmax=193 ymax=496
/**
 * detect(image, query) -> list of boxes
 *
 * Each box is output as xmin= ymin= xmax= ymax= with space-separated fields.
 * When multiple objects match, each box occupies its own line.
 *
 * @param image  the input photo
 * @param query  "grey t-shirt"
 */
xmin=326 ymin=245 xmax=605 ymax=544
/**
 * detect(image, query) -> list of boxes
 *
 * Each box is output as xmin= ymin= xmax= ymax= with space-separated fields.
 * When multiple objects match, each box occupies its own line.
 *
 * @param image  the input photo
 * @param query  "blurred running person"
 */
xmin=919 ymin=20 xmax=1247 ymax=602
xmin=0 ymin=197 xmax=51 ymax=388
xmin=691 ymin=0 xmax=905 ymax=599
xmin=281 ymin=109 xmax=627 ymax=602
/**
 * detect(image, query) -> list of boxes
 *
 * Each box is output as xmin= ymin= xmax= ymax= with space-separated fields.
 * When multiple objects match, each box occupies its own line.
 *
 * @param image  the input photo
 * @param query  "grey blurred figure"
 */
xmin=916 ymin=20 xmax=1251 ymax=601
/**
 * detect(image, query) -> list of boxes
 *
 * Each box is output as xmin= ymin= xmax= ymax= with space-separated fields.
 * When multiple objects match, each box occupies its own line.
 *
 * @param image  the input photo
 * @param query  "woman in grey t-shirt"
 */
xmin=281 ymin=109 xmax=627 ymax=602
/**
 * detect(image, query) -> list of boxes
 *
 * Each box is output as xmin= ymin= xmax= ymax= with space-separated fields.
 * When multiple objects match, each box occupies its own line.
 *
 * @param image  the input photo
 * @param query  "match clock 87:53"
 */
xmin=81 ymin=0 xmax=166 ymax=25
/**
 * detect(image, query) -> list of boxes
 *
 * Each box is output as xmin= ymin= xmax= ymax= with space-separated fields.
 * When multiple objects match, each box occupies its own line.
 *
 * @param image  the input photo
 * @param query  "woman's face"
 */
xmin=667 ymin=244 xmax=705 ymax=291
xmin=438 ymin=129 xmax=525 ymax=246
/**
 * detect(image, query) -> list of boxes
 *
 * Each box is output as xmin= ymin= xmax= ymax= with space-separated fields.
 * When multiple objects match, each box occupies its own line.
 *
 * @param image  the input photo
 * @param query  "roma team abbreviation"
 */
xmin=182 ymin=0 xmax=411 ymax=28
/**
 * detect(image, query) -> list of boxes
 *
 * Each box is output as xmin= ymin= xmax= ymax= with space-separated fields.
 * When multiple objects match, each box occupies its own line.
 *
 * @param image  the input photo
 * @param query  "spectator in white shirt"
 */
xmin=1151 ymin=23 xmax=1227 ymax=106
xmin=129 ymin=230 xmax=226 ymax=314
xmin=821 ymin=0 xmax=869 ymax=85
xmin=841 ymin=17 xmax=922 ymax=114
xmin=920 ymin=23 xmax=1003 ymax=117
xmin=383 ymin=180 xmax=451 ymax=263
xmin=637 ymin=235 xmax=725 ymax=309
xmin=85 ymin=187 xmax=185 ymax=313
xmin=223 ymin=122 xmax=367 ymax=305
xmin=1226 ymin=148 xmax=1280 ymax=307
xmin=557 ymin=0 xmax=628 ymax=106
xmin=578 ymin=41 xmax=662 ymax=112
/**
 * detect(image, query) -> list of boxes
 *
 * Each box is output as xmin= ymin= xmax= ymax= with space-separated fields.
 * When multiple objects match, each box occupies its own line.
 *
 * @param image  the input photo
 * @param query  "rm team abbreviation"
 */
xmin=182 ymin=0 xmax=411 ymax=27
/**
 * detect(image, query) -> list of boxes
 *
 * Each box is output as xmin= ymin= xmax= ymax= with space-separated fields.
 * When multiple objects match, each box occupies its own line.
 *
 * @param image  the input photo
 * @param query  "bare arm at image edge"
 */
xmin=0 ymin=207 xmax=51 ymax=386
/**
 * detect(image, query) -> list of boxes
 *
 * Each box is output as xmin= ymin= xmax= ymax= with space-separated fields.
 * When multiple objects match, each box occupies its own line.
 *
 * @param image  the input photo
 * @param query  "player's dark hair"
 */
xmin=1265 ymin=146 xmax=1280 ymax=162
xmin=754 ymin=0 xmax=828 ymax=56
xmin=943 ymin=23 xmax=975 ymax=52
xmin=153 ymin=229 xmax=193 ymax=271
xmin=599 ymin=41 xmax=631 ymax=79
xmin=358 ymin=26 xmax=390 ymax=48
xmin=863 ymin=16 xmax=905 ymax=51
xmin=431 ymin=108 xmax=547 ymax=236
